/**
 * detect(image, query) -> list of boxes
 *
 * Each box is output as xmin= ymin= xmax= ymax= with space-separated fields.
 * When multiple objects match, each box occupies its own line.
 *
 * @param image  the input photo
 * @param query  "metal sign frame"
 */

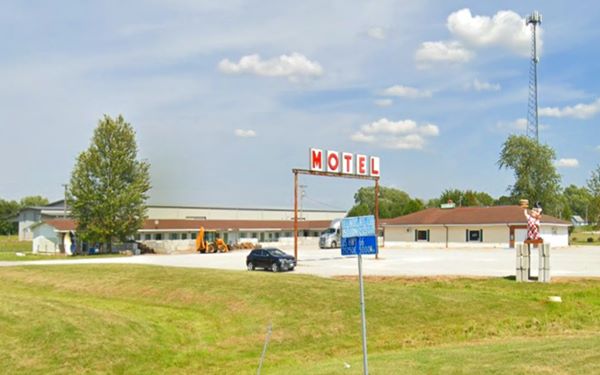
xmin=292 ymin=168 xmax=380 ymax=260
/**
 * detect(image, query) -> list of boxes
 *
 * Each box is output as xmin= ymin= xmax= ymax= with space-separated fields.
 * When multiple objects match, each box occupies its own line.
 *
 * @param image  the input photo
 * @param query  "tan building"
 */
xmin=383 ymin=206 xmax=570 ymax=248
xmin=19 ymin=200 xmax=344 ymax=242
xmin=31 ymin=218 xmax=332 ymax=254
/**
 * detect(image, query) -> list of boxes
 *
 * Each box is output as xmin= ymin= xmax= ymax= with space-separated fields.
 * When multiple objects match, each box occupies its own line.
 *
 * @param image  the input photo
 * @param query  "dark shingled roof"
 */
xmin=383 ymin=206 xmax=570 ymax=226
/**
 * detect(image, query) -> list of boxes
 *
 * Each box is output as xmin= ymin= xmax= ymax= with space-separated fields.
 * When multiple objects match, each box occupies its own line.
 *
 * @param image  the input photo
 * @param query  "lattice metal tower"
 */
xmin=526 ymin=10 xmax=542 ymax=142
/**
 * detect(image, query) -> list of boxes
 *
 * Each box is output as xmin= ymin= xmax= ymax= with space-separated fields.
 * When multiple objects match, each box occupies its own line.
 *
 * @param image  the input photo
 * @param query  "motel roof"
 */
xmin=383 ymin=206 xmax=571 ymax=226
xmin=41 ymin=219 xmax=332 ymax=232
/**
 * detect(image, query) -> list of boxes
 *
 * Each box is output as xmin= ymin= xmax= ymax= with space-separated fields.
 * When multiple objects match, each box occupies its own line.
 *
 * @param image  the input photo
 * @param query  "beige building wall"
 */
xmin=385 ymin=225 xmax=510 ymax=247
xmin=386 ymin=223 xmax=569 ymax=248
xmin=146 ymin=206 xmax=344 ymax=221
xmin=447 ymin=226 xmax=508 ymax=245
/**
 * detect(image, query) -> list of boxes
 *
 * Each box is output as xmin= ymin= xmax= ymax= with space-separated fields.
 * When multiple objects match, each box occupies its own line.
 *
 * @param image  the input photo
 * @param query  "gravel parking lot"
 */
xmin=2 ymin=245 xmax=600 ymax=278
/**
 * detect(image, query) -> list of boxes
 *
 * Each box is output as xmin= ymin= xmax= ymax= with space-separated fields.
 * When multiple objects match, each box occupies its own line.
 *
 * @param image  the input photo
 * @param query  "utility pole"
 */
xmin=62 ymin=184 xmax=68 ymax=219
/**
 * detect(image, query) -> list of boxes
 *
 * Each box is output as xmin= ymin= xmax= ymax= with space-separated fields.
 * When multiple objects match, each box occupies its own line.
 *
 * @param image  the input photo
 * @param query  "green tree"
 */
xmin=562 ymin=184 xmax=592 ymax=220
xmin=20 ymin=196 xmax=49 ymax=208
xmin=68 ymin=115 xmax=151 ymax=251
xmin=0 ymin=199 xmax=20 ymax=235
xmin=494 ymin=195 xmax=517 ymax=206
xmin=347 ymin=186 xmax=421 ymax=219
xmin=439 ymin=189 xmax=494 ymax=207
xmin=498 ymin=135 xmax=562 ymax=216
xmin=587 ymin=164 xmax=600 ymax=226
xmin=426 ymin=198 xmax=441 ymax=208
xmin=439 ymin=189 xmax=462 ymax=206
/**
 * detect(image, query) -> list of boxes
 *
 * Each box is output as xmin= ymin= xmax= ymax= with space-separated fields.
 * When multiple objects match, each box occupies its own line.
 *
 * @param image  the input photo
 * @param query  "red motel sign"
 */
xmin=310 ymin=148 xmax=380 ymax=177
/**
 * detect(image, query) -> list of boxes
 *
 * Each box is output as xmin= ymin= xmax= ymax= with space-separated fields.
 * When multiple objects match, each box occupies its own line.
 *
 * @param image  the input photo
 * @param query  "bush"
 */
xmin=587 ymin=237 xmax=594 ymax=243
xmin=572 ymin=237 xmax=577 ymax=242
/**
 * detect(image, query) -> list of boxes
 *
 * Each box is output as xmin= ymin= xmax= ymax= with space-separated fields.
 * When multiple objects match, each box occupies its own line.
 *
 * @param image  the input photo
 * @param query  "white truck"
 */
xmin=319 ymin=219 xmax=342 ymax=249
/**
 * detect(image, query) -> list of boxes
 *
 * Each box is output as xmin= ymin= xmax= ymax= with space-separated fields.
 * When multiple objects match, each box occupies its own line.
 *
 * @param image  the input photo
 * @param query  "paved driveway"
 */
xmin=2 ymin=246 xmax=600 ymax=278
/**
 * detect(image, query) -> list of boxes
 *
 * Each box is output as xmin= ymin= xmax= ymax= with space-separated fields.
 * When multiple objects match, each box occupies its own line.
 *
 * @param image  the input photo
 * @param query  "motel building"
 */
xmin=20 ymin=201 xmax=343 ymax=254
xmin=383 ymin=205 xmax=571 ymax=248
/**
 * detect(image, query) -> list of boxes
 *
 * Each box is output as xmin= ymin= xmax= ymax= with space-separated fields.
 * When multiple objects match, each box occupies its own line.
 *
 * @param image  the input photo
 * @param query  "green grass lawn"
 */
xmin=0 ymin=235 xmax=46 ymax=261
xmin=0 ymin=235 xmax=129 ymax=261
xmin=569 ymin=226 xmax=600 ymax=246
xmin=1 ymin=266 xmax=600 ymax=374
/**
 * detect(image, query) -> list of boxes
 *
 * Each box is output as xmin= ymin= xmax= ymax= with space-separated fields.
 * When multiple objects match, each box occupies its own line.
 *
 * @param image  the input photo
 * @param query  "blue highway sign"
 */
xmin=341 ymin=215 xmax=375 ymax=238
xmin=341 ymin=235 xmax=377 ymax=256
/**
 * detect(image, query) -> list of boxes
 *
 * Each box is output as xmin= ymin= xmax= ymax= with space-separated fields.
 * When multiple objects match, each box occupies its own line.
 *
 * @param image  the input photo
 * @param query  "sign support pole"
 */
xmin=294 ymin=171 xmax=298 ymax=260
xmin=374 ymin=178 xmax=379 ymax=259
xmin=358 ymin=253 xmax=369 ymax=375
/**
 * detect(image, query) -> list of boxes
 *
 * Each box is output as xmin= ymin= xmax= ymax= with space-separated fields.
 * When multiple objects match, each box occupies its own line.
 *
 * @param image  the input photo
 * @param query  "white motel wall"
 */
xmin=384 ymin=224 xmax=569 ymax=248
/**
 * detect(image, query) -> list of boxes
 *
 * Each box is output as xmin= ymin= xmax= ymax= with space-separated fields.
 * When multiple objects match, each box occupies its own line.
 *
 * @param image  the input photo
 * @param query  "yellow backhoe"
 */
xmin=196 ymin=227 xmax=229 ymax=253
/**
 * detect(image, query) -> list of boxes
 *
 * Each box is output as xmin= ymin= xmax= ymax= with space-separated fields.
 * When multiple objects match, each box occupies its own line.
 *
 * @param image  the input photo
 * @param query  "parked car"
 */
xmin=246 ymin=248 xmax=296 ymax=272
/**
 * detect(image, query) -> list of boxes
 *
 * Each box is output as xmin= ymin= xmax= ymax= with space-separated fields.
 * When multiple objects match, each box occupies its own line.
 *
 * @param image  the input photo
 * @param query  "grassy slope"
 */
xmin=0 ymin=266 xmax=599 ymax=374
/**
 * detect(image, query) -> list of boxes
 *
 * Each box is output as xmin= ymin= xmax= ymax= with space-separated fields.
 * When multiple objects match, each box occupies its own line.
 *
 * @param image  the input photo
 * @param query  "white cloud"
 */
xmin=351 ymin=118 xmax=439 ymax=150
xmin=539 ymin=98 xmax=600 ymax=119
xmin=467 ymin=79 xmax=501 ymax=92
xmin=218 ymin=53 xmax=323 ymax=80
xmin=495 ymin=118 xmax=550 ymax=132
xmin=382 ymin=85 xmax=432 ymax=98
xmin=555 ymin=158 xmax=579 ymax=168
xmin=447 ymin=8 xmax=540 ymax=57
xmin=374 ymin=99 xmax=393 ymax=107
xmin=234 ymin=129 xmax=257 ymax=138
xmin=415 ymin=41 xmax=474 ymax=68
xmin=367 ymin=27 xmax=386 ymax=40
xmin=496 ymin=118 xmax=527 ymax=132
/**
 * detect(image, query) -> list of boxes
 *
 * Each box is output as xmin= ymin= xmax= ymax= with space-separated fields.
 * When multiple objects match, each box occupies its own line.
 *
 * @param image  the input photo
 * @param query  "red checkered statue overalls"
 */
xmin=525 ymin=210 xmax=541 ymax=240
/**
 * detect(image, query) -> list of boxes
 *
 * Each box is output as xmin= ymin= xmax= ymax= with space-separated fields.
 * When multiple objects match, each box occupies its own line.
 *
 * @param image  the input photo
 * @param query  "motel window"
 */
xmin=191 ymin=232 xmax=197 ymax=240
xmin=240 ymin=232 xmax=247 ymax=239
xmin=285 ymin=232 xmax=291 ymax=237
xmin=252 ymin=232 xmax=258 ymax=239
xmin=466 ymin=229 xmax=483 ymax=242
xmin=144 ymin=234 xmax=152 ymax=240
xmin=170 ymin=233 xmax=179 ymax=240
xmin=135 ymin=234 xmax=140 ymax=241
xmin=274 ymin=232 xmax=280 ymax=240
xmin=155 ymin=233 xmax=162 ymax=241
xmin=415 ymin=230 xmax=429 ymax=242
xmin=181 ymin=233 xmax=187 ymax=240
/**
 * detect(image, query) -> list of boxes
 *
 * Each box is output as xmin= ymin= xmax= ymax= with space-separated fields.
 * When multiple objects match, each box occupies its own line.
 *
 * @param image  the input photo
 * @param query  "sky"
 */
xmin=1 ymin=1 xmax=599 ymax=211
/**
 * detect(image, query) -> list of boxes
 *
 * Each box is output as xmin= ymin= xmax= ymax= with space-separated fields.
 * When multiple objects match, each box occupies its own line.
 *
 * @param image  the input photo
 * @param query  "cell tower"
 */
xmin=526 ymin=10 xmax=542 ymax=142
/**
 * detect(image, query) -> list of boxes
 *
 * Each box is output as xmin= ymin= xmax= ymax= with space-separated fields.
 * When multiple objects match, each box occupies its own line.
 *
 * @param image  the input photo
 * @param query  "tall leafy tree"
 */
xmin=563 ymin=184 xmax=592 ymax=220
xmin=587 ymin=164 xmax=600 ymax=226
xmin=347 ymin=186 xmax=422 ymax=219
xmin=68 ymin=115 xmax=151 ymax=251
xmin=0 ymin=199 xmax=20 ymax=235
xmin=439 ymin=189 xmax=462 ymax=205
xmin=439 ymin=189 xmax=494 ymax=207
xmin=494 ymin=195 xmax=517 ymax=206
xmin=20 ymin=196 xmax=49 ymax=207
xmin=498 ymin=135 xmax=562 ymax=216
xmin=426 ymin=198 xmax=441 ymax=208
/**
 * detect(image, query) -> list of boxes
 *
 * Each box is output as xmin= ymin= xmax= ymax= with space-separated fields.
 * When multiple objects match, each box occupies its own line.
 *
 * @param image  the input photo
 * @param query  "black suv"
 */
xmin=246 ymin=248 xmax=296 ymax=272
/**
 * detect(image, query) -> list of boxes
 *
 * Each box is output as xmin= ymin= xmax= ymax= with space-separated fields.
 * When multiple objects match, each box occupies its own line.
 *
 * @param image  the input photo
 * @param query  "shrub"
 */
xmin=572 ymin=237 xmax=577 ymax=242
xmin=587 ymin=237 xmax=594 ymax=243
